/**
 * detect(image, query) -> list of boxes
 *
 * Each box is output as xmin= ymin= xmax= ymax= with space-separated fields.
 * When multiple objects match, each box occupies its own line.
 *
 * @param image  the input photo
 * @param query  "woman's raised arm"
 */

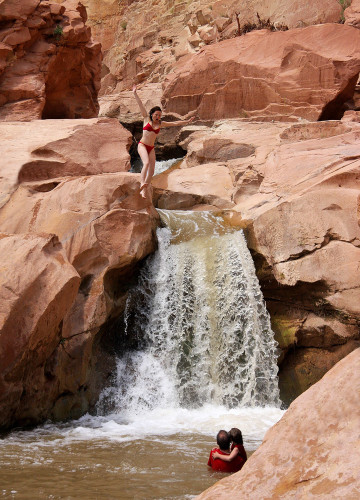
xmin=132 ymin=85 xmax=148 ymax=119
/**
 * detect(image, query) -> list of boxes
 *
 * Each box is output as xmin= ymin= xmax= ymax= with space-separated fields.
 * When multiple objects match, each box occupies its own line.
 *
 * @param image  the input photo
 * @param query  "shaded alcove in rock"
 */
xmin=86 ymin=260 xmax=153 ymax=413
xmin=318 ymin=73 xmax=360 ymax=120
xmin=42 ymin=46 xmax=100 ymax=120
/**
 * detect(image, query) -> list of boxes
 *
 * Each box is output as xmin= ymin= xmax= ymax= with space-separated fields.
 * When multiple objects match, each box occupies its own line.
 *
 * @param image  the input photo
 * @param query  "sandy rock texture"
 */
xmin=70 ymin=0 xmax=343 ymax=95
xmin=152 ymin=118 xmax=360 ymax=402
xmin=197 ymin=348 xmax=360 ymax=500
xmin=345 ymin=0 xmax=360 ymax=28
xmin=0 ymin=233 xmax=80 ymax=428
xmin=0 ymin=119 xmax=159 ymax=429
xmin=162 ymin=23 xmax=360 ymax=122
xmin=0 ymin=0 xmax=101 ymax=120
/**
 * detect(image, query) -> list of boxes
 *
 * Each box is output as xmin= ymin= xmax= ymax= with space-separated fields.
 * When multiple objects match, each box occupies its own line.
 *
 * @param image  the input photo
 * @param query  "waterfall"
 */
xmin=98 ymin=210 xmax=280 ymax=417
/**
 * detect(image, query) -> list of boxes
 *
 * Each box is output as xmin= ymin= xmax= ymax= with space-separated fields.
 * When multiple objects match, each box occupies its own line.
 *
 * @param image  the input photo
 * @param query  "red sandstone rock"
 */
xmin=0 ymin=118 xmax=159 ymax=429
xmin=197 ymin=348 xmax=360 ymax=499
xmin=0 ymin=232 xmax=80 ymax=428
xmin=0 ymin=0 xmax=101 ymax=120
xmin=0 ymin=0 xmax=39 ymax=21
xmin=345 ymin=0 xmax=360 ymax=28
xmin=76 ymin=0 xmax=342 ymax=94
xmin=163 ymin=23 xmax=360 ymax=122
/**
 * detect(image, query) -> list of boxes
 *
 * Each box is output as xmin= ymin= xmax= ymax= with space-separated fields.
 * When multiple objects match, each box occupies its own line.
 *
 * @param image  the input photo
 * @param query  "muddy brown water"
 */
xmin=0 ymin=432 xmax=259 ymax=499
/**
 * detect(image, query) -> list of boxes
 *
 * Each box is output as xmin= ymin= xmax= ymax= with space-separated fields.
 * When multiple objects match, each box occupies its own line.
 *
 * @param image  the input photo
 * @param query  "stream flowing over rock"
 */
xmin=0 ymin=0 xmax=359 ymax=469
xmin=152 ymin=118 xmax=360 ymax=403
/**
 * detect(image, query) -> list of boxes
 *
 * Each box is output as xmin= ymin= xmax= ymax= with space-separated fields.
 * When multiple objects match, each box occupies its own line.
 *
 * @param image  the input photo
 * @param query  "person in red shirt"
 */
xmin=207 ymin=429 xmax=246 ymax=473
xmin=212 ymin=427 xmax=247 ymax=467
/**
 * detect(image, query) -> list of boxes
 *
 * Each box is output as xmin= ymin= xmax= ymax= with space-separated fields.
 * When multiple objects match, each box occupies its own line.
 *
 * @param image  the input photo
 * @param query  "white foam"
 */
xmin=0 ymin=406 xmax=284 ymax=452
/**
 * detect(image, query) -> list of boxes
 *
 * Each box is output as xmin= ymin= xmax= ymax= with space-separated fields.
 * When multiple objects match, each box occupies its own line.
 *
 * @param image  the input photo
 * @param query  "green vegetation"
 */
xmin=120 ymin=20 xmax=127 ymax=31
xmin=53 ymin=24 xmax=63 ymax=41
xmin=338 ymin=0 xmax=351 ymax=23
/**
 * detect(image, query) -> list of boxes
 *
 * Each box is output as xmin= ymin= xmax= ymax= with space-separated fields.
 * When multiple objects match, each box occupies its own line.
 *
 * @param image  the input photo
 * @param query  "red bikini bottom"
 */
xmin=139 ymin=141 xmax=154 ymax=154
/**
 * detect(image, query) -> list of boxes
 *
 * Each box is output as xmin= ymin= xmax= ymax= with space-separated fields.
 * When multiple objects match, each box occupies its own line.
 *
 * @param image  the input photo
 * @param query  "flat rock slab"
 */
xmin=0 ymin=118 xmax=132 ymax=208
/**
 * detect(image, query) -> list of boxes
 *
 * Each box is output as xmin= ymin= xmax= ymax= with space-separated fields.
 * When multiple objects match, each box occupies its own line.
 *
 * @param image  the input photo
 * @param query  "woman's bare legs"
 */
xmin=138 ymin=143 xmax=156 ymax=197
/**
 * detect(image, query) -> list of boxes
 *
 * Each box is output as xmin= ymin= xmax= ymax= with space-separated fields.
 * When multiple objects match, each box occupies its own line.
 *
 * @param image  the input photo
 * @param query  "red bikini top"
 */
xmin=143 ymin=122 xmax=160 ymax=134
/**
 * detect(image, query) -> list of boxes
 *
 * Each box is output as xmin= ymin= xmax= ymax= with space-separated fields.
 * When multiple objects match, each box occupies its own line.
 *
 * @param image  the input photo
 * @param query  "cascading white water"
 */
xmin=0 ymin=210 xmax=284 ymax=500
xmin=98 ymin=210 xmax=281 ymax=416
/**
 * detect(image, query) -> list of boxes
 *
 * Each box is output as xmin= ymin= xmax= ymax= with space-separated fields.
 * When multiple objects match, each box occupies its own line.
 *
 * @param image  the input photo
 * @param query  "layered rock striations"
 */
xmin=162 ymin=23 xmax=360 ymax=122
xmin=72 ymin=0 xmax=343 ymax=95
xmin=0 ymin=0 xmax=102 ymax=120
xmin=197 ymin=348 xmax=360 ymax=499
xmin=0 ymin=118 xmax=159 ymax=429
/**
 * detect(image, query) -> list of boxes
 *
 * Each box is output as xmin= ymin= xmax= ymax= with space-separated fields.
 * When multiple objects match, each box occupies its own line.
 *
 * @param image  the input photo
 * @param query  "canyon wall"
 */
xmin=1 ymin=0 xmax=360 ymax=429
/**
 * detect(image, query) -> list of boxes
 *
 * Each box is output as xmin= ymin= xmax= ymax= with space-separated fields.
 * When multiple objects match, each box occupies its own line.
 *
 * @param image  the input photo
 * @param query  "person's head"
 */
xmin=216 ymin=430 xmax=230 ymax=451
xmin=149 ymin=106 xmax=162 ymax=123
xmin=229 ymin=427 xmax=243 ymax=445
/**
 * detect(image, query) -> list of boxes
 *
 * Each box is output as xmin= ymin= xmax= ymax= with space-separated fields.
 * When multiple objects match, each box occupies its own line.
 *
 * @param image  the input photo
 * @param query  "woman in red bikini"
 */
xmin=132 ymin=84 xmax=195 ymax=197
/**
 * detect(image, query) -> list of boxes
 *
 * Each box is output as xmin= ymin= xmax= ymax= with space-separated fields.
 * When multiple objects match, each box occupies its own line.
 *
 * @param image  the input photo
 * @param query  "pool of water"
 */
xmin=0 ymin=406 xmax=284 ymax=499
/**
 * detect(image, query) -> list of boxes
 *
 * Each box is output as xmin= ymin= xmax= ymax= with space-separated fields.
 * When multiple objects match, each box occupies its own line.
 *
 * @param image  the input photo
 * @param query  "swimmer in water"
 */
xmin=132 ymin=84 xmax=195 ymax=197
xmin=212 ymin=427 xmax=247 ymax=465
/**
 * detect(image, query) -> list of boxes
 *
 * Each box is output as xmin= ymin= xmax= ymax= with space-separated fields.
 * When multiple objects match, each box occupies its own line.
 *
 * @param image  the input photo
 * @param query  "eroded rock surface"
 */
xmin=72 ymin=0 xmax=343 ymax=94
xmin=0 ymin=119 xmax=159 ymax=429
xmin=197 ymin=348 xmax=360 ymax=499
xmin=0 ymin=233 xmax=80 ymax=428
xmin=0 ymin=0 xmax=101 ymax=120
xmin=162 ymin=23 xmax=360 ymax=122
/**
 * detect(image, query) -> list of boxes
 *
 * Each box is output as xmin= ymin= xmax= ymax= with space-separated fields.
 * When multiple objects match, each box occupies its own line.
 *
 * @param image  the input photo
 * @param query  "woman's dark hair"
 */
xmin=149 ymin=106 xmax=162 ymax=121
xmin=229 ymin=427 xmax=243 ymax=445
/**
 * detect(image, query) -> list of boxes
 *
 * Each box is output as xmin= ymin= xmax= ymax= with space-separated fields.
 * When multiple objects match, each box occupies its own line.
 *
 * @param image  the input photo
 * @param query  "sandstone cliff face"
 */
xmin=0 ymin=0 xmax=102 ymax=120
xmin=197 ymin=348 xmax=360 ymax=499
xmin=0 ymin=118 xmax=159 ymax=429
xmin=73 ymin=0 xmax=343 ymax=95
xmin=162 ymin=23 xmax=360 ymax=122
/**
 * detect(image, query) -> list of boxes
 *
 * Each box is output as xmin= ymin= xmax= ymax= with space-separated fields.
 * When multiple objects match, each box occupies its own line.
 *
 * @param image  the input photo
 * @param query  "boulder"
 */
xmin=0 ymin=233 xmax=80 ymax=428
xmin=197 ymin=348 xmax=360 ymax=499
xmin=162 ymin=24 xmax=360 ymax=122
xmin=0 ymin=0 xmax=101 ymax=120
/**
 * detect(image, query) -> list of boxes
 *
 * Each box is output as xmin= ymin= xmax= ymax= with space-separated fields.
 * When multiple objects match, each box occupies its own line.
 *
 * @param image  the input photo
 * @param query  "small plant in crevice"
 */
xmin=53 ymin=24 xmax=64 ymax=41
xmin=338 ymin=0 xmax=351 ymax=23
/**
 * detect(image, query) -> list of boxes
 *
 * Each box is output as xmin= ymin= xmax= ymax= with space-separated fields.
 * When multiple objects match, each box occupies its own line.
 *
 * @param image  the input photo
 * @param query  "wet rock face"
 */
xmin=152 ymin=119 xmax=360 ymax=403
xmin=197 ymin=348 xmax=360 ymax=499
xmin=0 ymin=0 xmax=102 ymax=120
xmin=0 ymin=119 xmax=159 ymax=430
xmin=162 ymin=23 xmax=360 ymax=122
